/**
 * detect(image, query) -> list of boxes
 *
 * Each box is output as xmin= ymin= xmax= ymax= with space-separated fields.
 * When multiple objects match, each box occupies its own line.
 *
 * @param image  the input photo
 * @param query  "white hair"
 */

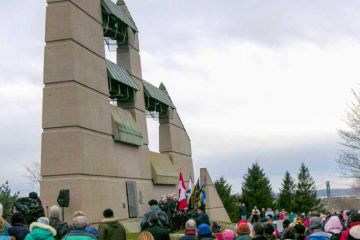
xmin=186 ymin=219 xmax=196 ymax=230
xmin=49 ymin=205 xmax=62 ymax=219
xmin=72 ymin=216 xmax=88 ymax=229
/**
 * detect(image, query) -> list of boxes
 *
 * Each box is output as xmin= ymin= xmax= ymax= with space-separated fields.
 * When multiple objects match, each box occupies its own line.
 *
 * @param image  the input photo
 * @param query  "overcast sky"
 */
xmin=1 ymin=0 xmax=360 ymax=195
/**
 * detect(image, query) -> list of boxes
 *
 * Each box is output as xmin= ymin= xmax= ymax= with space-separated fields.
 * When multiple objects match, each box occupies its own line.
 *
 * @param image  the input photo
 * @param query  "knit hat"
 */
xmin=37 ymin=217 xmax=49 ymax=225
xmin=223 ymin=229 xmax=235 ymax=240
xmin=324 ymin=216 xmax=342 ymax=234
xmin=237 ymin=222 xmax=250 ymax=235
xmin=198 ymin=224 xmax=212 ymax=236
xmin=349 ymin=225 xmax=360 ymax=240
xmin=103 ymin=209 xmax=114 ymax=218
xmin=309 ymin=217 xmax=322 ymax=230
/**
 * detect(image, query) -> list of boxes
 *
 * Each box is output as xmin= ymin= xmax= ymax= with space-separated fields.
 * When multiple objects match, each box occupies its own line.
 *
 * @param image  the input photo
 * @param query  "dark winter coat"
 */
xmin=252 ymin=236 xmax=267 ymax=240
xmin=98 ymin=217 xmax=126 ymax=240
xmin=142 ymin=224 xmax=170 ymax=240
xmin=8 ymin=223 xmax=30 ymax=240
xmin=49 ymin=217 xmax=69 ymax=240
xmin=194 ymin=213 xmax=210 ymax=226
xmin=198 ymin=234 xmax=215 ymax=240
xmin=140 ymin=205 xmax=169 ymax=230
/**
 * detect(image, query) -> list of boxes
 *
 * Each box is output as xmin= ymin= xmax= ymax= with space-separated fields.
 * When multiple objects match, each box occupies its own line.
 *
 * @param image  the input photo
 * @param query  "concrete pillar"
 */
xmin=159 ymin=110 xmax=194 ymax=181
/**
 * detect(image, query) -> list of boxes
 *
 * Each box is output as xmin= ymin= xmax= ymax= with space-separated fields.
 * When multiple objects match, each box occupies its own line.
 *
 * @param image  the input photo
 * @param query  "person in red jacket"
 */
xmin=340 ymin=213 xmax=360 ymax=240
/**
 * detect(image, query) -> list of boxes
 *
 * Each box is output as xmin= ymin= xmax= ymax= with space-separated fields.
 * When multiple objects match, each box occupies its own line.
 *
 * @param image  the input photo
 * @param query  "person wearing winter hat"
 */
xmin=62 ymin=216 xmax=96 ymax=240
xmin=73 ymin=211 xmax=99 ymax=238
xmin=178 ymin=219 xmax=197 ymax=240
xmin=340 ymin=213 xmax=360 ymax=240
xmin=8 ymin=212 xmax=29 ymax=240
xmin=24 ymin=217 xmax=56 ymax=240
xmin=307 ymin=217 xmax=331 ymax=240
xmin=223 ymin=229 xmax=235 ymax=240
xmin=235 ymin=222 xmax=251 ymax=240
xmin=48 ymin=205 xmax=69 ymax=240
xmin=198 ymin=224 xmax=214 ymax=240
xmin=348 ymin=225 xmax=360 ymax=240
xmin=324 ymin=216 xmax=343 ymax=240
xmin=98 ymin=208 xmax=126 ymax=240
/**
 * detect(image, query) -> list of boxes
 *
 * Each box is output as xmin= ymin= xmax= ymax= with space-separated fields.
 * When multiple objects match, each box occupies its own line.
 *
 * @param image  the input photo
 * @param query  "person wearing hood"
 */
xmin=307 ymin=217 xmax=331 ymax=240
xmin=197 ymin=224 xmax=214 ymax=240
xmin=25 ymin=217 xmax=56 ymax=240
xmin=141 ymin=200 xmax=169 ymax=230
xmin=48 ymin=205 xmax=69 ymax=240
xmin=98 ymin=209 xmax=126 ymax=240
xmin=340 ymin=213 xmax=360 ymax=240
xmin=324 ymin=216 xmax=343 ymax=240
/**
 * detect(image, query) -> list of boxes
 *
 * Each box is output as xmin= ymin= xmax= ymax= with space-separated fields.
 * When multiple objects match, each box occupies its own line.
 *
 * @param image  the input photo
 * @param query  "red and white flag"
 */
xmin=177 ymin=170 xmax=187 ymax=211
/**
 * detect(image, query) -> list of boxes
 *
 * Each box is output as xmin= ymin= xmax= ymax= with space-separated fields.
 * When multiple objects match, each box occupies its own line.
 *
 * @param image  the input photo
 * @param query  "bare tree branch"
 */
xmin=24 ymin=161 xmax=41 ymax=185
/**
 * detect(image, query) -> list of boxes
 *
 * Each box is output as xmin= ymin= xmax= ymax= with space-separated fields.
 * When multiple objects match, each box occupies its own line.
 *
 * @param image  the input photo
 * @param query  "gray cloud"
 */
xmin=0 ymin=0 xmax=358 ymax=194
xmin=127 ymin=0 xmax=360 ymax=51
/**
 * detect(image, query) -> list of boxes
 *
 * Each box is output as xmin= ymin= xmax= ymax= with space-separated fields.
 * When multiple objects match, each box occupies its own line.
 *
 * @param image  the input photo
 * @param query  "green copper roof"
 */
xmin=143 ymin=80 xmax=175 ymax=108
xmin=106 ymin=60 xmax=139 ymax=90
xmin=112 ymin=107 xmax=143 ymax=146
xmin=102 ymin=0 xmax=138 ymax=32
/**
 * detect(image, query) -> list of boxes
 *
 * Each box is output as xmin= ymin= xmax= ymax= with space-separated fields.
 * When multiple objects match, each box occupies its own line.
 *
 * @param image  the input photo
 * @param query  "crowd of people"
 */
xmin=2 ymin=192 xmax=360 ymax=240
xmin=139 ymin=200 xmax=360 ymax=240
xmin=0 ymin=203 xmax=126 ymax=240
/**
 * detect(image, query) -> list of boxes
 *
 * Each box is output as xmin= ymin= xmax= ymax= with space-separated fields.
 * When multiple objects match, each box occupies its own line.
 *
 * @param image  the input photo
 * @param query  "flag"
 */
xmin=189 ymin=179 xmax=199 ymax=209
xmin=197 ymin=174 xmax=208 ymax=207
xmin=186 ymin=176 xmax=193 ymax=204
xmin=177 ymin=170 xmax=187 ymax=211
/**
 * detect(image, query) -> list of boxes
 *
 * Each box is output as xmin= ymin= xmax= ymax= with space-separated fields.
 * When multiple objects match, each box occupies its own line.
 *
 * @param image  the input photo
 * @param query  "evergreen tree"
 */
xmin=214 ymin=176 xmax=241 ymax=222
xmin=293 ymin=163 xmax=320 ymax=213
xmin=0 ymin=181 xmax=20 ymax=221
xmin=241 ymin=162 xmax=273 ymax=211
xmin=278 ymin=171 xmax=295 ymax=211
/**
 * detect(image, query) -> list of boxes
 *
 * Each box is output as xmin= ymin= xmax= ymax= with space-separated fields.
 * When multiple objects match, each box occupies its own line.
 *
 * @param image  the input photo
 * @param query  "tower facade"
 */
xmin=41 ymin=0 xmax=194 ymax=225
